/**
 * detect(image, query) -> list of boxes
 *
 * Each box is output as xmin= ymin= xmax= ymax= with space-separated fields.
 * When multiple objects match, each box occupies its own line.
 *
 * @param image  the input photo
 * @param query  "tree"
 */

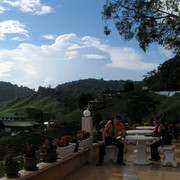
xmin=102 ymin=0 xmax=180 ymax=54
xmin=143 ymin=55 xmax=180 ymax=90
xmin=78 ymin=93 xmax=93 ymax=109
xmin=124 ymin=81 xmax=135 ymax=92
xmin=122 ymin=91 xmax=156 ymax=125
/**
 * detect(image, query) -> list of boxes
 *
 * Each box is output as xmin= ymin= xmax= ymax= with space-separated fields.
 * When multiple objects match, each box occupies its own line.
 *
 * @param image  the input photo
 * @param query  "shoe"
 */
xmin=154 ymin=158 xmax=161 ymax=161
xmin=117 ymin=161 xmax=126 ymax=165
xmin=96 ymin=162 xmax=102 ymax=166
xmin=149 ymin=157 xmax=160 ymax=161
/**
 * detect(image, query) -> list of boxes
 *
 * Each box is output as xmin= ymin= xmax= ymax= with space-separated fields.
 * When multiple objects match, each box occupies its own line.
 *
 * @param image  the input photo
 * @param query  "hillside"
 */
xmin=1 ymin=86 xmax=180 ymax=128
xmin=0 ymin=93 xmax=62 ymax=121
xmin=143 ymin=55 xmax=180 ymax=90
xmin=0 ymin=79 xmax=142 ymax=122
xmin=56 ymin=78 xmax=142 ymax=98
xmin=0 ymin=81 xmax=35 ymax=104
xmin=54 ymin=90 xmax=180 ymax=131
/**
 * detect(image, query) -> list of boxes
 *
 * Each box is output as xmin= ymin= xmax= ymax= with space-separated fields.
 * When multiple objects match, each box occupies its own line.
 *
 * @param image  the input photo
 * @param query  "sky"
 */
xmin=0 ymin=0 xmax=174 ymax=90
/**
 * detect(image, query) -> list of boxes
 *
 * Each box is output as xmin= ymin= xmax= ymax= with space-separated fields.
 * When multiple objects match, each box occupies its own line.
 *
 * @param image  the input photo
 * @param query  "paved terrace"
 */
xmin=64 ymin=143 xmax=180 ymax=180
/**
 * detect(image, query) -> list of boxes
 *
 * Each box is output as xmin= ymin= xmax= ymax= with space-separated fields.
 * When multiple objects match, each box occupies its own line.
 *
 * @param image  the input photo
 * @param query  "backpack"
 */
xmin=101 ymin=120 xmax=114 ymax=137
xmin=107 ymin=120 xmax=114 ymax=136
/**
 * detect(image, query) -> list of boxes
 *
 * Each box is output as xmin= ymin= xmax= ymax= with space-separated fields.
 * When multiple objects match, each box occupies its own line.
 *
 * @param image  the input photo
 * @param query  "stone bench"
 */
xmin=104 ymin=146 xmax=118 ymax=163
xmin=103 ymin=141 xmax=127 ymax=163
xmin=161 ymin=144 xmax=177 ymax=167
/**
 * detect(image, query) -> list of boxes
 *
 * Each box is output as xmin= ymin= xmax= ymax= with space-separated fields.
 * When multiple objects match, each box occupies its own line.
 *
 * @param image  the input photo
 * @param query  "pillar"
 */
xmin=81 ymin=109 xmax=93 ymax=163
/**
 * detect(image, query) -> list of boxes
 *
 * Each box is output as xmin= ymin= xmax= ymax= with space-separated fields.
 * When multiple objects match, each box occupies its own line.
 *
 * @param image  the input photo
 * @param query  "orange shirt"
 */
xmin=105 ymin=120 xmax=126 ymax=139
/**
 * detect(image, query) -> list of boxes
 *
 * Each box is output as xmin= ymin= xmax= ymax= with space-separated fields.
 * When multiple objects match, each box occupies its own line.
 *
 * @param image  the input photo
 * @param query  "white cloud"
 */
xmin=0 ymin=33 xmax=6 ymax=40
xmin=3 ymin=0 xmax=53 ymax=15
xmin=0 ymin=6 xmax=6 ymax=13
xmin=0 ymin=20 xmax=29 ymax=40
xmin=106 ymin=47 xmax=158 ymax=70
xmin=83 ymin=54 xmax=106 ymax=59
xmin=42 ymin=34 xmax=57 ymax=40
xmin=0 ymin=61 xmax=13 ymax=77
xmin=12 ymin=36 xmax=27 ymax=41
xmin=0 ymin=33 xmax=158 ymax=89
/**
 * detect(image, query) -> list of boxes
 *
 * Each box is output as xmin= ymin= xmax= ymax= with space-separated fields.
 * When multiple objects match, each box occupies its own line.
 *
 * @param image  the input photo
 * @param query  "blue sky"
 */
xmin=0 ymin=0 xmax=174 ymax=90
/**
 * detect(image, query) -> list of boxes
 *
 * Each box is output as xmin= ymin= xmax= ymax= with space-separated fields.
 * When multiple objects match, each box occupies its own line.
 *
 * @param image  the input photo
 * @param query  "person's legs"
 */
xmin=115 ymin=140 xmax=125 ymax=164
xmin=97 ymin=137 xmax=125 ymax=165
xmin=150 ymin=140 xmax=161 ymax=161
xmin=96 ymin=136 xmax=112 ymax=166
xmin=97 ymin=143 xmax=105 ymax=165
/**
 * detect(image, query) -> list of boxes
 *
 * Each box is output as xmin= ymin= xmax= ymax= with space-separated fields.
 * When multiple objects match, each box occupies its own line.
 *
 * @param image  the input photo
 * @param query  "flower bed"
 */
xmin=77 ymin=130 xmax=91 ymax=150
xmin=78 ymin=137 xmax=92 ymax=150
xmin=56 ymin=143 xmax=76 ymax=159
xmin=39 ymin=139 xmax=58 ymax=163
xmin=53 ymin=136 xmax=75 ymax=159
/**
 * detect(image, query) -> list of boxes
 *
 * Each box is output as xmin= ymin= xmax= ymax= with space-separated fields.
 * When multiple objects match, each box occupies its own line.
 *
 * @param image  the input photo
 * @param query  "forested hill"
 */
xmin=0 ymin=81 xmax=35 ymax=104
xmin=0 ymin=79 xmax=142 ymax=121
xmin=143 ymin=55 xmax=180 ymax=90
xmin=55 ymin=79 xmax=142 ymax=98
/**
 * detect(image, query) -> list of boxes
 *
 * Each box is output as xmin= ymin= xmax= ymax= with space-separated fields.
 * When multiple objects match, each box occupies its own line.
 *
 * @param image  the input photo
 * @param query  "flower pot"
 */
xmin=23 ymin=156 xmax=38 ymax=171
xmin=4 ymin=161 xmax=20 ymax=178
xmin=56 ymin=143 xmax=76 ymax=159
xmin=40 ymin=152 xmax=57 ymax=163
xmin=79 ymin=137 xmax=92 ymax=150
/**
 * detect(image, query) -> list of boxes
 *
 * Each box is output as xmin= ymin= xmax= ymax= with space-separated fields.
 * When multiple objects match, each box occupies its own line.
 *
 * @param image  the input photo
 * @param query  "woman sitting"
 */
xmin=149 ymin=116 xmax=172 ymax=161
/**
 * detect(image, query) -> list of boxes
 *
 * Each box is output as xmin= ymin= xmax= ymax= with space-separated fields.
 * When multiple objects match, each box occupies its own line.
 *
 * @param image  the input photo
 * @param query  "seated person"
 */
xmin=149 ymin=116 xmax=172 ymax=161
xmin=96 ymin=113 xmax=127 ymax=166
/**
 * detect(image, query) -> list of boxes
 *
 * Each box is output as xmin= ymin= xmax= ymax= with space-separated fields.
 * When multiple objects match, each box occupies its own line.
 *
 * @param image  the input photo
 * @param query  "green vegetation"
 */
xmin=143 ymin=55 xmax=180 ymax=90
xmin=90 ymin=91 xmax=180 ymax=126
xmin=0 ymin=81 xmax=35 ymax=104
xmin=102 ymin=0 xmax=180 ymax=54
xmin=0 ymin=79 xmax=142 ymax=122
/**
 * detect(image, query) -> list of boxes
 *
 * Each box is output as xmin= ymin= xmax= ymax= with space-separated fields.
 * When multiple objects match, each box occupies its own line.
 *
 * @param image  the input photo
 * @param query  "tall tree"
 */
xmin=102 ymin=0 xmax=180 ymax=54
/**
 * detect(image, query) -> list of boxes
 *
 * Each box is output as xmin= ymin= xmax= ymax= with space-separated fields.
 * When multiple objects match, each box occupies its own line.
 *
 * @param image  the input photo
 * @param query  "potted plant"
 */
xmin=22 ymin=143 xmax=38 ymax=171
xmin=77 ymin=130 xmax=91 ymax=150
xmin=3 ymin=146 xmax=20 ymax=178
xmin=55 ymin=136 xmax=76 ymax=159
xmin=39 ymin=139 xmax=58 ymax=162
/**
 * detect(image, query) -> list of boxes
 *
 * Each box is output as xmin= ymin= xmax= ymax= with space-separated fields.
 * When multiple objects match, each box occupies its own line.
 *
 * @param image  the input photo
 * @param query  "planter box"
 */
xmin=40 ymin=152 xmax=57 ymax=163
xmin=56 ymin=143 xmax=76 ymax=159
xmin=79 ymin=137 xmax=92 ymax=150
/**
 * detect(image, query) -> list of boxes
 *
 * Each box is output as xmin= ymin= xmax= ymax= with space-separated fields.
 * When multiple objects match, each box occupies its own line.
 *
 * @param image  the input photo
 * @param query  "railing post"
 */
xmin=81 ymin=109 xmax=93 ymax=163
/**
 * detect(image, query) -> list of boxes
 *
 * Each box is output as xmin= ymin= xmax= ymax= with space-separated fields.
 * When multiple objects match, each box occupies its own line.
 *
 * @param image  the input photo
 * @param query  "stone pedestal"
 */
xmin=81 ymin=116 xmax=93 ymax=163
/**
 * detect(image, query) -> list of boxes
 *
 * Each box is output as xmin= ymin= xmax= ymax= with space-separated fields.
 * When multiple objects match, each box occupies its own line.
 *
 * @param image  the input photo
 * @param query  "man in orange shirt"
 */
xmin=96 ymin=113 xmax=127 ymax=166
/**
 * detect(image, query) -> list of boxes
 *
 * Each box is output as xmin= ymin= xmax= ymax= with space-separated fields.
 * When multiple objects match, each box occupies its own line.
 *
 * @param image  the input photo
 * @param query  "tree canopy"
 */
xmin=143 ymin=55 xmax=180 ymax=90
xmin=102 ymin=0 xmax=180 ymax=54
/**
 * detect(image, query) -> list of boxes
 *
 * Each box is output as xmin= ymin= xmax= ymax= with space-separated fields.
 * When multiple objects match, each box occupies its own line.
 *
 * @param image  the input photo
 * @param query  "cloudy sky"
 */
xmin=0 ymin=0 xmax=174 ymax=90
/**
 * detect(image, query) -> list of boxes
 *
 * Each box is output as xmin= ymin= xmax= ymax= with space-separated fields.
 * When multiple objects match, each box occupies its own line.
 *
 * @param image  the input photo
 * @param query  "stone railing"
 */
xmin=0 ymin=143 xmax=100 ymax=180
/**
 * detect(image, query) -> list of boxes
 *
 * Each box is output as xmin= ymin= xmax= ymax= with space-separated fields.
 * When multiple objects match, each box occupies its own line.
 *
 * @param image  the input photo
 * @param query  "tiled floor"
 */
xmin=63 ymin=143 xmax=180 ymax=180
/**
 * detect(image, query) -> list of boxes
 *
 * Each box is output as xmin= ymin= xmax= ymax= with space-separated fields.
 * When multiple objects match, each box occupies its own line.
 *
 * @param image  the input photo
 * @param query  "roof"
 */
xmin=0 ymin=113 xmax=25 ymax=118
xmin=2 ymin=120 xmax=40 ymax=127
xmin=155 ymin=91 xmax=180 ymax=97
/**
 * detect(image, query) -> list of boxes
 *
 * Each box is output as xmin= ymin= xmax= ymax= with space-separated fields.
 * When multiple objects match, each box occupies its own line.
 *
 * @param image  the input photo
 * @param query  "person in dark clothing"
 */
xmin=149 ymin=116 xmax=172 ymax=161
xmin=96 ymin=113 xmax=127 ymax=166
